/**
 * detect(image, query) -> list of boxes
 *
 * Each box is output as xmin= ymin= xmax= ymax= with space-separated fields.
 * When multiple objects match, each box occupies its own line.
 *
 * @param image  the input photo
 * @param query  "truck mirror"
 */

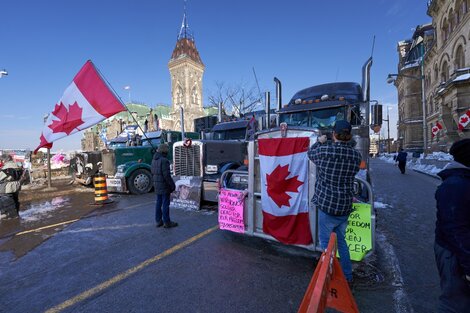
xmin=167 ymin=132 xmax=172 ymax=143
xmin=371 ymin=104 xmax=383 ymax=127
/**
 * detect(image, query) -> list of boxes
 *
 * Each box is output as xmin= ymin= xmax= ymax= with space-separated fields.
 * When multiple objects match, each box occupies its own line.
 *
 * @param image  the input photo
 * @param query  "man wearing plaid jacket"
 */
xmin=308 ymin=120 xmax=362 ymax=284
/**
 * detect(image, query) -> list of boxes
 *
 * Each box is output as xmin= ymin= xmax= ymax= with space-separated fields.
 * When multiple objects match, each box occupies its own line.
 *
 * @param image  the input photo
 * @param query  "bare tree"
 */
xmin=207 ymin=81 xmax=261 ymax=117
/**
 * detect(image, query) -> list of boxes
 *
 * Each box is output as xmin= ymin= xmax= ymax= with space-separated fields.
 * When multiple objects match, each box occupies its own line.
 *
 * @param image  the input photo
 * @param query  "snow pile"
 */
xmin=378 ymin=152 xmax=453 ymax=177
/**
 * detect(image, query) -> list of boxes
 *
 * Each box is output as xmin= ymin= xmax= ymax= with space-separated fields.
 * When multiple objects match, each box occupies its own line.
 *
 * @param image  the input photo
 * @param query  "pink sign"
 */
xmin=218 ymin=189 xmax=245 ymax=233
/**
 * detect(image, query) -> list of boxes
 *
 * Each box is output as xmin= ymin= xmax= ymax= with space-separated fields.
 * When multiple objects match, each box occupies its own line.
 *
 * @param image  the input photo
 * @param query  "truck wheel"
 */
xmin=127 ymin=169 xmax=152 ymax=194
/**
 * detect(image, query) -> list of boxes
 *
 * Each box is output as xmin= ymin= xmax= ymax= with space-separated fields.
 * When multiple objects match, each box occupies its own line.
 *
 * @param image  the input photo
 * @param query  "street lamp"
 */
xmin=0 ymin=69 xmax=8 ymax=78
xmin=386 ymin=69 xmax=427 ymax=156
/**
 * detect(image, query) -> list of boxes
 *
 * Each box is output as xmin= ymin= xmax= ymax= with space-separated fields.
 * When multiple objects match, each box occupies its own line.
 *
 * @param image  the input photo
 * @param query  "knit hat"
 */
xmin=333 ymin=120 xmax=352 ymax=135
xmin=449 ymin=138 xmax=470 ymax=167
xmin=157 ymin=143 xmax=169 ymax=154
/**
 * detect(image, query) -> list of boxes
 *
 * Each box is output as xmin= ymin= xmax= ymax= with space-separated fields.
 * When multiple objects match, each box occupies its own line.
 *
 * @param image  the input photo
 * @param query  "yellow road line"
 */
xmin=15 ymin=219 xmax=79 ymax=236
xmin=14 ymin=201 xmax=154 ymax=237
xmin=45 ymin=225 xmax=219 ymax=313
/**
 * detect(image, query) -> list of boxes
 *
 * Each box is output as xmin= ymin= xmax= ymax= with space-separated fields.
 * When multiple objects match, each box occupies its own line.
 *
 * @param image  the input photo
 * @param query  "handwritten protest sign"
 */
xmin=218 ymin=188 xmax=245 ymax=233
xmin=344 ymin=203 xmax=372 ymax=261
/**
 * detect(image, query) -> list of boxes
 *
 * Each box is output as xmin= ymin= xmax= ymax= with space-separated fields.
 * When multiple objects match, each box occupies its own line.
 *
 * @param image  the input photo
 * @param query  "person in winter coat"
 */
xmin=151 ymin=144 xmax=178 ymax=228
xmin=434 ymin=138 xmax=470 ymax=312
xmin=395 ymin=148 xmax=408 ymax=174
xmin=0 ymin=155 xmax=23 ymax=215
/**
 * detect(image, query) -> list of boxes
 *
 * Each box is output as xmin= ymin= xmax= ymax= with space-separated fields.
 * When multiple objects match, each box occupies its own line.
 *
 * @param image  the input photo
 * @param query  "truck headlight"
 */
xmin=205 ymin=165 xmax=218 ymax=174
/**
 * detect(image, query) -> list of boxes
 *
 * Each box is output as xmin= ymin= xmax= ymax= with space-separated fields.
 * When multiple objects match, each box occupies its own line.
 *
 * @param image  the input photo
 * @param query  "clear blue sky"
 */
xmin=0 ymin=0 xmax=430 ymax=152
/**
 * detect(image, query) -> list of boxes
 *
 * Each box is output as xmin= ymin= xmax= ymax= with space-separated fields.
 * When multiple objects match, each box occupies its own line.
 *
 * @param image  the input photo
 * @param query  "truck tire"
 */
xmin=127 ymin=169 xmax=152 ymax=195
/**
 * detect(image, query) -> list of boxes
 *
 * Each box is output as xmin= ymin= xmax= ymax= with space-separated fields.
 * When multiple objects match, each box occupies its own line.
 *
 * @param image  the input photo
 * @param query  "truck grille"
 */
xmin=173 ymin=144 xmax=202 ymax=176
xmin=102 ymin=150 xmax=116 ymax=176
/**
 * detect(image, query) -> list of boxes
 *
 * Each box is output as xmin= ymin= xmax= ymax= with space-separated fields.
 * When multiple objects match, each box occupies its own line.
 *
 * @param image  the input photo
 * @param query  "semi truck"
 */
xmin=103 ymin=130 xmax=199 ymax=194
xmin=218 ymin=58 xmax=380 ymax=256
xmin=172 ymin=119 xmax=255 ymax=202
xmin=72 ymin=129 xmax=199 ymax=194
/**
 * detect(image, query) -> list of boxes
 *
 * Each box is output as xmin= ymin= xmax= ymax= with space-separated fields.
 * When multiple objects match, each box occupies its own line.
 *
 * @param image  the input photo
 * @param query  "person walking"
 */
xmin=308 ymin=120 xmax=362 ymax=286
xmin=434 ymin=138 xmax=470 ymax=312
xmin=395 ymin=148 xmax=408 ymax=174
xmin=151 ymin=144 xmax=178 ymax=228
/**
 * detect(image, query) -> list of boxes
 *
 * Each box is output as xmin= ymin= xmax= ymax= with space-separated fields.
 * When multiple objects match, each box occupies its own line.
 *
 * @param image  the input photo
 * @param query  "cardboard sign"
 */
xmin=170 ymin=176 xmax=202 ymax=210
xmin=345 ymin=203 xmax=372 ymax=261
xmin=218 ymin=188 xmax=245 ymax=233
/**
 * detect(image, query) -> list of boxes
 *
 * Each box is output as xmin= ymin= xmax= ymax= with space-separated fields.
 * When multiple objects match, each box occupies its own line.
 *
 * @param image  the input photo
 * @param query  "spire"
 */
xmin=178 ymin=0 xmax=194 ymax=41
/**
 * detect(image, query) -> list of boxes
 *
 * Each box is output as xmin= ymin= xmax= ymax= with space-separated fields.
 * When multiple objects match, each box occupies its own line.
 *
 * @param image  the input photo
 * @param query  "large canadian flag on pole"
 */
xmin=259 ymin=137 xmax=312 ymax=245
xmin=34 ymin=60 xmax=126 ymax=153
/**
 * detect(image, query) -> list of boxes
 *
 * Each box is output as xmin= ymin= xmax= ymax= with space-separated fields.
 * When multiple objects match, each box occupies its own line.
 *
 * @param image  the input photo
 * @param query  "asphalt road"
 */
xmin=357 ymin=158 xmax=441 ymax=312
xmin=0 ymin=159 xmax=442 ymax=313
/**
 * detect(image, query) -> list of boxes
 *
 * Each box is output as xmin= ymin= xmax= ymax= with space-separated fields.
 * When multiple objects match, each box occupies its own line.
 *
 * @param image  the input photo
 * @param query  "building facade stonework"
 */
xmin=394 ymin=0 xmax=470 ymax=153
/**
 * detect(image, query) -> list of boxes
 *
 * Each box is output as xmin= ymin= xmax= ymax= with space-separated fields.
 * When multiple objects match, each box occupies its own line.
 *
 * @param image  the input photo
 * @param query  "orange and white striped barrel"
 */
xmin=93 ymin=173 xmax=109 ymax=204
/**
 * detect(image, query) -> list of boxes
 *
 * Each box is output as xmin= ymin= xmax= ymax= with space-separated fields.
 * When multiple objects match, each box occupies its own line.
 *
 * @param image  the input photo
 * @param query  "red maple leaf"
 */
xmin=48 ymin=101 xmax=84 ymax=135
xmin=460 ymin=116 xmax=468 ymax=124
xmin=266 ymin=164 xmax=304 ymax=208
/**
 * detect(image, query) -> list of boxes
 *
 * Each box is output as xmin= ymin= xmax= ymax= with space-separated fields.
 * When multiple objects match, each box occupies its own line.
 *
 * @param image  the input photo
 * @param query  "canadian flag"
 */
xmin=259 ymin=137 xmax=312 ymax=245
xmin=458 ymin=109 xmax=470 ymax=130
xmin=431 ymin=121 xmax=443 ymax=138
xmin=34 ymin=60 xmax=126 ymax=153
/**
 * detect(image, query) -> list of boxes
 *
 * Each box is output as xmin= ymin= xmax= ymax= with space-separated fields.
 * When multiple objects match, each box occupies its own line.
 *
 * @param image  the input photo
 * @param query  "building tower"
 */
xmin=168 ymin=4 xmax=205 ymax=132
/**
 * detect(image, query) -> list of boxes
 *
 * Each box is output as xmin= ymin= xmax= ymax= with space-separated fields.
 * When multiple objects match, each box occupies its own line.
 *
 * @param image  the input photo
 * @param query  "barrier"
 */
xmin=298 ymin=233 xmax=359 ymax=313
xmin=93 ymin=173 xmax=112 ymax=205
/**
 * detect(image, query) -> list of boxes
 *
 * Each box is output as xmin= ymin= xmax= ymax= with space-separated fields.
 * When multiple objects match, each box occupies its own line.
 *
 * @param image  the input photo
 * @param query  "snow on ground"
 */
xmin=378 ymin=152 xmax=453 ymax=178
xmin=19 ymin=196 xmax=70 ymax=222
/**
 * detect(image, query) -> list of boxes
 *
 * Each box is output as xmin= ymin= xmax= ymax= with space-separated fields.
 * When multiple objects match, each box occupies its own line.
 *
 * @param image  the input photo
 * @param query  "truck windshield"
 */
xmin=141 ymin=138 xmax=161 ymax=146
xmin=213 ymin=128 xmax=247 ymax=140
xmin=279 ymin=107 xmax=347 ymax=128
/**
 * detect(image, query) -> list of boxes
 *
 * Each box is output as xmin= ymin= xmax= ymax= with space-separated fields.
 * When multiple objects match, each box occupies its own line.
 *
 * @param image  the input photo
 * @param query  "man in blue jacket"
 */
xmin=434 ymin=138 xmax=470 ymax=312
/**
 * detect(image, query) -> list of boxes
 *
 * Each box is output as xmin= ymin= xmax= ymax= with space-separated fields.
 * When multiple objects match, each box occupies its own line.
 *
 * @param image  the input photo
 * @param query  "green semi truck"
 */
xmin=72 ymin=130 xmax=199 ymax=194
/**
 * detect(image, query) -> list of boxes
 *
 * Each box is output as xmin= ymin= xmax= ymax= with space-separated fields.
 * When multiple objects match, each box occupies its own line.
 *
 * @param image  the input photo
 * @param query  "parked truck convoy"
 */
xmin=221 ymin=58 xmax=379 ymax=255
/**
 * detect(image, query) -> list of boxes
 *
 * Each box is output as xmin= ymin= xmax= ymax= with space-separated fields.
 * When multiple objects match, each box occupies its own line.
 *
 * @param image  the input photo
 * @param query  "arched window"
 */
xmin=191 ymin=86 xmax=199 ymax=105
xmin=176 ymin=86 xmax=184 ymax=105
xmin=434 ymin=66 xmax=439 ymax=85
xmin=441 ymin=61 xmax=449 ymax=82
xmin=456 ymin=0 xmax=462 ymax=23
xmin=455 ymin=45 xmax=465 ymax=69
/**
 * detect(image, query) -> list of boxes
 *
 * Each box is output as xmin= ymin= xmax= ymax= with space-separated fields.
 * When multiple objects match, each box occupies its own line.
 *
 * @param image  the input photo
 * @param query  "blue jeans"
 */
xmin=318 ymin=209 xmax=352 ymax=281
xmin=434 ymin=242 xmax=470 ymax=312
xmin=155 ymin=193 xmax=171 ymax=224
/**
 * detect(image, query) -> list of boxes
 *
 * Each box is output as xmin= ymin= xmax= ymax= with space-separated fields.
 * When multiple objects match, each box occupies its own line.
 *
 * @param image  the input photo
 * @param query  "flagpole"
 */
xmin=92 ymin=61 xmax=156 ymax=150
xmin=47 ymin=148 xmax=52 ymax=188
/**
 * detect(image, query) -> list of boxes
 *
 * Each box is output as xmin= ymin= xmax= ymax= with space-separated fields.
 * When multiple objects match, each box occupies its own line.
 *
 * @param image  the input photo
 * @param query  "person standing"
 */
xmin=151 ymin=144 xmax=178 ymax=228
xmin=0 ymin=155 xmax=23 ymax=216
xmin=434 ymin=138 xmax=470 ymax=312
xmin=395 ymin=148 xmax=408 ymax=174
xmin=308 ymin=120 xmax=362 ymax=285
